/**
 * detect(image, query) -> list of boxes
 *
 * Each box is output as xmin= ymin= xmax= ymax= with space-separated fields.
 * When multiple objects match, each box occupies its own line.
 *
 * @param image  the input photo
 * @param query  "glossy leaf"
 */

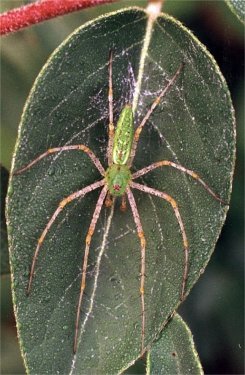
xmin=1 ymin=165 xmax=9 ymax=275
xmin=147 ymin=314 xmax=203 ymax=375
xmin=226 ymin=0 xmax=245 ymax=23
xmin=7 ymin=7 xmax=235 ymax=374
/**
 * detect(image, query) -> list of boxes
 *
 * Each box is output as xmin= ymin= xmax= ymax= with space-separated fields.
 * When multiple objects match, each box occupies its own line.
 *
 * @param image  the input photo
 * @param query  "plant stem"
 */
xmin=0 ymin=0 xmax=116 ymax=36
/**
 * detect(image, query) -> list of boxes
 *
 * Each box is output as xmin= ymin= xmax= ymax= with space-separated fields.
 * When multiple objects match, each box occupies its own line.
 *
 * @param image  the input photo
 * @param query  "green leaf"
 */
xmin=147 ymin=313 xmax=203 ymax=375
xmin=225 ymin=0 xmax=245 ymax=23
xmin=7 ymin=7 xmax=235 ymax=374
xmin=1 ymin=165 xmax=10 ymax=275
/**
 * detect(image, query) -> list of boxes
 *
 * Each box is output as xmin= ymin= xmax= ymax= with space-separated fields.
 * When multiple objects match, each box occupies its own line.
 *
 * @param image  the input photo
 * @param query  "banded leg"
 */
xmin=131 ymin=181 xmax=188 ymax=301
xmin=14 ymin=145 xmax=105 ymax=176
xmin=128 ymin=62 xmax=184 ymax=167
xmin=74 ymin=185 xmax=108 ymax=353
xmin=126 ymin=187 xmax=146 ymax=354
xmin=132 ymin=160 xmax=225 ymax=204
xmin=107 ymin=50 xmax=115 ymax=165
xmin=26 ymin=179 xmax=105 ymax=295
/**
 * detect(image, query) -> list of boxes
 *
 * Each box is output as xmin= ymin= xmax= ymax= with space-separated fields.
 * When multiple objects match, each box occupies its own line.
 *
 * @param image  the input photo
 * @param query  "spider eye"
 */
xmin=113 ymin=184 xmax=121 ymax=191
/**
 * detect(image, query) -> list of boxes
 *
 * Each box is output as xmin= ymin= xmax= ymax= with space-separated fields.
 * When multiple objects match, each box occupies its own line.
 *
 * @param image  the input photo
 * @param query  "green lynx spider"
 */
xmin=15 ymin=51 xmax=224 ymax=355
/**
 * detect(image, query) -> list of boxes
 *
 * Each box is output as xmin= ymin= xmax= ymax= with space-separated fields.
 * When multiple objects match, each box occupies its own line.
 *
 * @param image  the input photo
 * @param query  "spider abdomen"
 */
xmin=112 ymin=104 xmax=134 ymax=165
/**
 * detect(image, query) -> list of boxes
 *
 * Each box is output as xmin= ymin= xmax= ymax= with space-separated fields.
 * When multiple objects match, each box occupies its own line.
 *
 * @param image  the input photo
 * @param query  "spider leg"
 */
xmin=128 ymin=62 xmax=184 ymax=167
xmin=105 ymin=191 xmax=113 ymax=207
xmin=107 ymin=50 xmax=115 ymax=166
xmin=14 ymin=145 xmax=105 ymax=176
xmin=126 ymin=187 xmax=146 ymax=355
xmin=26 ymin=179 xmax=105 ymax=295
xmin=73 ymin=185 xmax=108 ymax=353
xmin=130 ymin=181 xmax=188 ymax=302
xmin=132 ymin=160 xmax=225 ymax=204
xmin=120 ymin=194 xmax=127 ymax=212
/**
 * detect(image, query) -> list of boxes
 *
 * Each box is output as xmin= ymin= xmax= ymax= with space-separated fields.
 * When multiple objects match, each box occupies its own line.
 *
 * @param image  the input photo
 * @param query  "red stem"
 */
xmin=0 ymin=0 xmax=116 ymax=36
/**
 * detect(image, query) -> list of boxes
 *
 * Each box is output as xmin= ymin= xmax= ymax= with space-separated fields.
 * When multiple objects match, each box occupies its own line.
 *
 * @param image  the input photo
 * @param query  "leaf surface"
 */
xmin=226 ymin=0 xmax=245 ymax=23
xmin=147 ymin=314 xmax=203 ymax=375
xmin=7 ymin=7 xmax=235 ymax=374
xmin=1 ymin=165 xmax=9 ymax=275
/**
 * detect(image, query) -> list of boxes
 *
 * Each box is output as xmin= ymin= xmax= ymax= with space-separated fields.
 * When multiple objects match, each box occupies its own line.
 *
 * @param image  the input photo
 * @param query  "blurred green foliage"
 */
xmin=1 ymin=1 xmax=244 ymax=374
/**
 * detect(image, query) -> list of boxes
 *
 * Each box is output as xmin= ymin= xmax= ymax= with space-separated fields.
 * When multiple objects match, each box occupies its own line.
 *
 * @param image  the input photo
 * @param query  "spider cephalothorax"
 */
xmin=105 ymin=164 xmax=131 ymax=196
xmin=14 ymin=51 xmax=224 ymax=355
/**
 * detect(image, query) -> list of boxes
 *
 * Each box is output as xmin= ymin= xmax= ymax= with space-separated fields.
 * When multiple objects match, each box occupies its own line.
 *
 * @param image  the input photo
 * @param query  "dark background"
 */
xmin=1 ymin=1 xmax=244 ymax=374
